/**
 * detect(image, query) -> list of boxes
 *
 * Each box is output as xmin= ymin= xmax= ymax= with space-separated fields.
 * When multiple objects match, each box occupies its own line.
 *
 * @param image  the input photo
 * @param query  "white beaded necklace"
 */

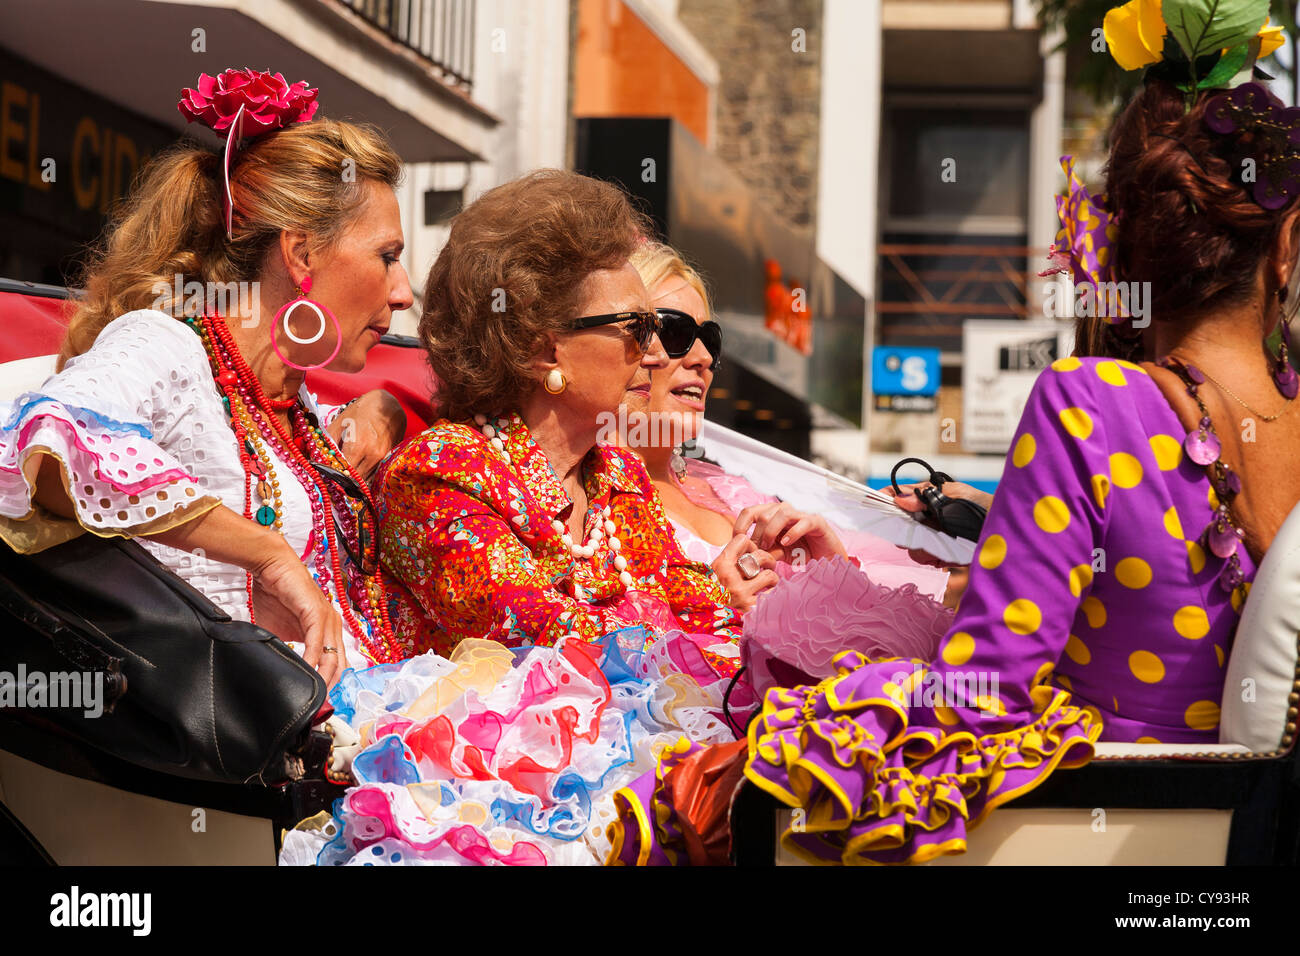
xmin=475 ymin=413 xmax=635 ymax=589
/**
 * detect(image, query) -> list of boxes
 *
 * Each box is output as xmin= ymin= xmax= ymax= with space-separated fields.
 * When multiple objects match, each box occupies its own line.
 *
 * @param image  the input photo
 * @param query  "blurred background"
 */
xmin=2 ymin=0 xmax=1297 ymax=492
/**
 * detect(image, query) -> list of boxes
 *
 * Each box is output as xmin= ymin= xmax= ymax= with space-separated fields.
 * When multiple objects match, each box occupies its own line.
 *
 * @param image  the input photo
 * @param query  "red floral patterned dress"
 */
xmin=374 ymin=412 xmax=743 ymax=673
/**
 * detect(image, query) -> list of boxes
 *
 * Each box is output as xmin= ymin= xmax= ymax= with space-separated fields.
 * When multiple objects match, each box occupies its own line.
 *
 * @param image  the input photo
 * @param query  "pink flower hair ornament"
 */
xmin=1039 ymin=155 xmax=1127 ymax=325
xmin=177 ymin=69 xmax=321 ymax=238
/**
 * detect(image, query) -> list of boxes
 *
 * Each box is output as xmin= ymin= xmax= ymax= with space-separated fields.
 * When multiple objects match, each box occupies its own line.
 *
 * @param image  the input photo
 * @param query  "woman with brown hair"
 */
xmin=374 ymin=169 xmax=752 ymax=680
xmin=0 ymin=70 xmax=413 ymax=681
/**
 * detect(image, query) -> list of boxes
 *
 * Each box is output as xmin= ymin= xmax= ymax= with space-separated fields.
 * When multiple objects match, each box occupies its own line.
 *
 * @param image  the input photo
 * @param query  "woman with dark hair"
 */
xmin=607 ymin=7 xmax=1300 ymax=865
xmin=0 ymin=70 xmax=413 ymax=679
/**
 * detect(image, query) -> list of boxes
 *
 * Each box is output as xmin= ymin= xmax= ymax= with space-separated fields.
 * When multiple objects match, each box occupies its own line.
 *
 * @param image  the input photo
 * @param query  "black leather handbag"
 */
xmin=0 ymin=533 xmax=327 ymax=786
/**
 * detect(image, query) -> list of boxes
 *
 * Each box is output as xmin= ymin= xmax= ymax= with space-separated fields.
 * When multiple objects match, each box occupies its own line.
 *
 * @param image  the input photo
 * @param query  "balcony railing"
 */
xmin=343 ymin=0 xmax=476 ymax=93
xmin=877 ymin=241 xmax=1037 ymax=350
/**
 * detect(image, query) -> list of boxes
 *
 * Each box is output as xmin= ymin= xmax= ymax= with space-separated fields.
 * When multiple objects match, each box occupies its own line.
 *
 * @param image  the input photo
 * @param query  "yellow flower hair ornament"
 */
xmin=1103 ymin=0 xmax=1282 ymax=96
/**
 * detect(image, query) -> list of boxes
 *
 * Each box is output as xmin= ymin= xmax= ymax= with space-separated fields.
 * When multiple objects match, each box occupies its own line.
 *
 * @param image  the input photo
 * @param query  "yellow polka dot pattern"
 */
xmin=1173 ymin=605 xmax=1210 ymax=640
xmin=1162 ymin=506 xmax=1183 ymax=539
xmin=1012 ymin=433 xmax=1036 ymax=468
xmin=1033 ymin=496 xmax=1070 ymax=533
xmin=1186 ymin=540 xmax=1206 ymax=574
xmin=1059 ymin=407 xmax=1093 ymax=440
xmin=1095 ymin=361 xmax=1127 ymax=387
xmin=1091 ymin=474 xmax=1111 ymax=510
xmin=1149 ymin=434 xmax=1182 ymax=471
xmin=979 ymin=534 xmax=1006 ymax=569
xmin=1114 ymin=556 xmax=1152 ymax=589
xmin=1129 ymin=650 xmax=1165 ymax=683
xmin=1068 ymin=564 xmax=1093 ymax=598
xmin=1109 ymin=452 xmax=1143 ymax=488
xmin=1003 ymin=599 xmax=1042 ymax=635
xmin=1051 ymin=356 xmax=1081 ymax=372
xmin=1064 ymin=634 xmax=1091 ymax=665
xmin=1184 ymin=700 xmax=1220 ymax=731
xmin=941 ymin=631 xmax=975 ymax=666
xmin=1080 ymin=596 xmax=1107 ymax=629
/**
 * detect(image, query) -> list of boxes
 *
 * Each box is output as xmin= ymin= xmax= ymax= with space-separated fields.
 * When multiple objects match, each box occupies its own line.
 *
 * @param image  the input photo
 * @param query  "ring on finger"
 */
xmin=323 ymin=646 xmax=339 ymax=655
xmin=737 ymin=552 xmax=762 ymax=580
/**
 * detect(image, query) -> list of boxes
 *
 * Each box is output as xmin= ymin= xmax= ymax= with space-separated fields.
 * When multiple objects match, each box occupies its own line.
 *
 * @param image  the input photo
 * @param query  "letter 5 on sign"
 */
xmin=872 ymin=347 xmax=940 ymax=397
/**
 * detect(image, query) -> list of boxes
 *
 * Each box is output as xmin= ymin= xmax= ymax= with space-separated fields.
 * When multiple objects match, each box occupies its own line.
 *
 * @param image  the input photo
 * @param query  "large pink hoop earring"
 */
xmin=270 ymin=279 xmax=342 ymax=371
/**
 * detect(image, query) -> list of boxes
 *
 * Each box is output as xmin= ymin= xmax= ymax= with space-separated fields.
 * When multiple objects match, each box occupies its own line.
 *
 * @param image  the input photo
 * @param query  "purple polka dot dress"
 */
xmin=958 ymin=354 xmax=1250 ymax=744
xmin=608 ymin=356 xmax=1252 ymax=865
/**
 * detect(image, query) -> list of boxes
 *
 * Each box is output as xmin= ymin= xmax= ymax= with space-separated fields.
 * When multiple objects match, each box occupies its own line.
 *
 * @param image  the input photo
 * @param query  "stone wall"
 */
xmin=678 ymin=0 xmax=824 ymax=229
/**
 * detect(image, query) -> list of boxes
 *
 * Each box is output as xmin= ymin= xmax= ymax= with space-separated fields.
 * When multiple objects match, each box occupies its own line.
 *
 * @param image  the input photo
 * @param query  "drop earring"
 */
xmin=670 ymin=446 xmax=687 ymax=480
xmin=270 ymin=274 xmax=342 ymax=373
xmin=1274 ymin=285 xmax=1298 ymax=399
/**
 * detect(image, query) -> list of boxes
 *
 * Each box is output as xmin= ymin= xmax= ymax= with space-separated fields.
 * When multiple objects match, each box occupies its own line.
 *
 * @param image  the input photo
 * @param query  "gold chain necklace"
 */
xmin=1196 ymin=366 xmax=1293 ymax=422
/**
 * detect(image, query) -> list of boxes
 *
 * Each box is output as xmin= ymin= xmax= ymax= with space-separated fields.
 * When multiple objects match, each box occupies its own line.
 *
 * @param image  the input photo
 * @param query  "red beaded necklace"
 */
xmin=186 ymin=313 xmax=398 ymax=664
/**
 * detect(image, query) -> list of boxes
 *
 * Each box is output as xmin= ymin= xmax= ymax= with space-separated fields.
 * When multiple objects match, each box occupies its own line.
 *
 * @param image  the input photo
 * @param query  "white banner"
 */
xmin=962 ymin=320 xmax=1075 ymax=454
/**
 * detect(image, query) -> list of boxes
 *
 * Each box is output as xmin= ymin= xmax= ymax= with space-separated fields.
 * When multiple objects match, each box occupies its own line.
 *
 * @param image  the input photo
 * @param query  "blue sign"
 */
xmin=872 ymin=347 xmax=940 ymax=397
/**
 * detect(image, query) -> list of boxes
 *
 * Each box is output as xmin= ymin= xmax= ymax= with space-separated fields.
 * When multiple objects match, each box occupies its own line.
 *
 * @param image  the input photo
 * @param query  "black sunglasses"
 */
xmin=309 ymin=461 xmax=379 ymax=576
xmin=570 ymin=310 xmax=660 ymax=354
xmin=655 ymin=308 xmax=722 ymax=369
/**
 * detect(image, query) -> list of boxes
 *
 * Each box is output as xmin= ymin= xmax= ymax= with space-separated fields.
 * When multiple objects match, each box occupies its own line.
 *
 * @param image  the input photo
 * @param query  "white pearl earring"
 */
xmin=544 ymin=369 xmax=567 ymax=394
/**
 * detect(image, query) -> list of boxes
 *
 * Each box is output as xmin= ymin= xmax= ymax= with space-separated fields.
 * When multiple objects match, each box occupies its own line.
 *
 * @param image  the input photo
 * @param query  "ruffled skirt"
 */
xmin=608 ymin=649 xmax=1102 ymax=865
xmin=279 ymin=627 xmax=743 ymax=866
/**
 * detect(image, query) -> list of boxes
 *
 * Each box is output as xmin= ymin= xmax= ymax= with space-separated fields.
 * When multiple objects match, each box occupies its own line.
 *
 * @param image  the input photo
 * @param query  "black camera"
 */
xmin=889 ymin=457 xmax=987 ymax=542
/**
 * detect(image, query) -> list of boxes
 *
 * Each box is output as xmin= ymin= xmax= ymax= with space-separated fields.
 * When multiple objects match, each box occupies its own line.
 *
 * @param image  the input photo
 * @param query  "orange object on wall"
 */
xmin=574 ymin=0 xmax=711 ymax=147
xmin=763 ymin=259 xmax=812 ymax=356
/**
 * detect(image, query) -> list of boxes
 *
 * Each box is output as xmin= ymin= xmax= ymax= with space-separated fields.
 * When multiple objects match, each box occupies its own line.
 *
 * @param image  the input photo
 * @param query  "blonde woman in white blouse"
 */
xmin=0 ymin=84 xmax=413 ymax=682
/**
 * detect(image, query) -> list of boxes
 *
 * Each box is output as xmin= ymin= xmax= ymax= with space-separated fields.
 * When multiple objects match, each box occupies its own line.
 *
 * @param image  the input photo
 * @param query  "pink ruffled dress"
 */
xmin=667 ymin=460 xmax=953 ymax=692
xmin=671 ymin=459 xmax=949 ymax=599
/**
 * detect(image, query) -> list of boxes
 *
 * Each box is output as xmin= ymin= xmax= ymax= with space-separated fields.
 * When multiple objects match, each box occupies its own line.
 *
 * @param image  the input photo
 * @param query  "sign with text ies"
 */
xmin=962 ymin=321 xmax=1075 ymax=453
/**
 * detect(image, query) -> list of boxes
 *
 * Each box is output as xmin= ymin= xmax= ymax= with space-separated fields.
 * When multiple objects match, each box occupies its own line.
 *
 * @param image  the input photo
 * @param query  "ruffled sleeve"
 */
xmin=0 ymin=310 xmax=221 ymax=553
xmin=608 ymin=360 xmax=1112 ymax=864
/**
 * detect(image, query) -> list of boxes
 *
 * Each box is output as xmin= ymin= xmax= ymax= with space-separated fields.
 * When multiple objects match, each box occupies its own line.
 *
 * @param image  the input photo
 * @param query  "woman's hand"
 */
xmin=712 ymin=533 xmax=779 ymax=612
xmin=883 ymin=481 xmax=993 ymax=569
xmin=145 ymin=506 xmax=348 ymax=688
xmin=732 ymin=501 xmax=848 ymax=563
xmin=886 ymin=480 xmax=993 ymax=515
xmin=249 ymin=544 xmax=347 ymax=687
xmin=327 ymin=389 xmax=406 ymax=480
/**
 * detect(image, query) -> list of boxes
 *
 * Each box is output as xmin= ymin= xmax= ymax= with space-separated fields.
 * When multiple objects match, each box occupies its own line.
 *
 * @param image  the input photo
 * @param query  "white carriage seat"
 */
xmin=1078 ymin=496 xmax=1300 ymax=760
xmin=0 ymin=354 xmax=57 ymax=403
xmin=1217 ymin=497 xmax=1300 ymax=754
